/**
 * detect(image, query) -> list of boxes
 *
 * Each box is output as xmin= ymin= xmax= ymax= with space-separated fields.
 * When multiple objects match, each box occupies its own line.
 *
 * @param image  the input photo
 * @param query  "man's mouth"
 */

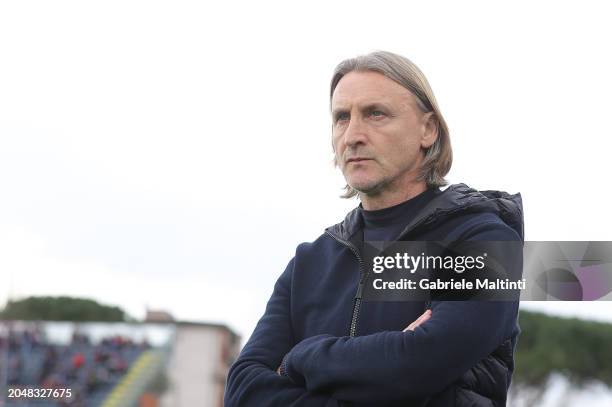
xmin=346 ymin=157 xmax=371 ymax=164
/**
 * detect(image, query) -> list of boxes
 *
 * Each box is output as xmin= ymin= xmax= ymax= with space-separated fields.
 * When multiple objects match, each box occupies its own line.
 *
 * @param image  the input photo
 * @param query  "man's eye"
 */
xmin=371 ymin=110 xmax=385 ymax=118
xmin=336 ymin=113 xmax=350 ymax=123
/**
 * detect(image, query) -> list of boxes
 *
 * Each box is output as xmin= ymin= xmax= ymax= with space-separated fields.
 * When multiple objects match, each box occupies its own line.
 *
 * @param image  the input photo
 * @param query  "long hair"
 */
xmin=330 ymin=51 xmax=453 ymax=198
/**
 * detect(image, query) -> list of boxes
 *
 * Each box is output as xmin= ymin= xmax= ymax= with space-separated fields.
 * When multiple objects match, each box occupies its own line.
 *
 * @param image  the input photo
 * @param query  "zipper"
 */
xmin=324 ymin=209 xmax=445 ymax=337
xmin=325 ymin=230 xmax=366 ymax=337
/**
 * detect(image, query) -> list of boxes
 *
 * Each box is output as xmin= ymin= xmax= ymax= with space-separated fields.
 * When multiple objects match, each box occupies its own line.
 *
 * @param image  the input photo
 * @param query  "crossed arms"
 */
xmin=225 ymin=264 xmax=518 ymax=406
xmin=224 ymin=227 xmax=521 ymax=406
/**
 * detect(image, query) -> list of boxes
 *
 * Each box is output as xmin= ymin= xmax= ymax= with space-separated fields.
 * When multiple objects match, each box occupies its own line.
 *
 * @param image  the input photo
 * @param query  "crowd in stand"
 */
xmin=0 ymin=327 xmax=150 ymax=406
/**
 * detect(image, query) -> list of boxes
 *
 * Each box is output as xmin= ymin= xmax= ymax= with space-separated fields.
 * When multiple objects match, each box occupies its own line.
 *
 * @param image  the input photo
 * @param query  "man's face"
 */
xmin=331 ymin=71 xmax=436 ymax=197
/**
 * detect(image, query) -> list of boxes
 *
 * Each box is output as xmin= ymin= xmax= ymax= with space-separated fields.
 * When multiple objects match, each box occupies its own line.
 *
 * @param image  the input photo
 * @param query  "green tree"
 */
xmin=513 ymin=310 xmax=612 ymax=405
xmin=0 ymin=296 xmax=128 ymax=322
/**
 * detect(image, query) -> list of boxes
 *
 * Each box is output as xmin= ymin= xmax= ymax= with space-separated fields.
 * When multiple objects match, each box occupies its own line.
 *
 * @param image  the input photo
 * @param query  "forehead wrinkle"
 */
xmin=332 ymin=82 xmax=417 ymax=114
xmin=332 ymin=92 xmax=417 ymax=116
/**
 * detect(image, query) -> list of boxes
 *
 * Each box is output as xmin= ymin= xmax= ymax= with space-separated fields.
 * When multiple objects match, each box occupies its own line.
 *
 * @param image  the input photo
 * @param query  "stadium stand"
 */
xmin=1 ymin=328 xmax=152 ymax=406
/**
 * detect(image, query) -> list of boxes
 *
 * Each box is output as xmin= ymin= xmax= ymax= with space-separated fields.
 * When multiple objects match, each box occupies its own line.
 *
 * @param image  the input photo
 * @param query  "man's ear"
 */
xmin=420 ymin=112 xmax=438 ymax=149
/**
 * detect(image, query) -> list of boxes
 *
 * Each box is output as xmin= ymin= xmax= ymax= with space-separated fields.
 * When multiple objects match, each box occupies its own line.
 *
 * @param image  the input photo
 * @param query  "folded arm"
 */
xmin=224 ymin=258 xmax=340 ymax=407
xmin=281 ymin=300 xmax=518 ymax=403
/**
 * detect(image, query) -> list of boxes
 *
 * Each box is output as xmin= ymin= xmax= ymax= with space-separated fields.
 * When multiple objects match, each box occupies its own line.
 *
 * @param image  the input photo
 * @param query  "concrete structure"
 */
xmin=160 ymin=322 xmax=240 ymax=407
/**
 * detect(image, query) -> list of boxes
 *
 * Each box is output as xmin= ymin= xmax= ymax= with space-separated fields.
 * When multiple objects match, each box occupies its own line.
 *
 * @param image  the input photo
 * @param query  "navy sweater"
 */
xmin=225 ymin=184 xmax=524 ymax=406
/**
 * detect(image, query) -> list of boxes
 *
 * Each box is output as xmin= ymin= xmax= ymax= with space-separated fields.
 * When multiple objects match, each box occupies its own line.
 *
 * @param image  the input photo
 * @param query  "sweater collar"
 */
xmin=325 ymin=183 xmax=524 ymax=244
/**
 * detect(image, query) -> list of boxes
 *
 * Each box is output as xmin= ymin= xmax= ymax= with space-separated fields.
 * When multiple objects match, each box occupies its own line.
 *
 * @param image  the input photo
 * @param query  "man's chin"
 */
xmin=348 ymin=180 xmax=386 ymax=196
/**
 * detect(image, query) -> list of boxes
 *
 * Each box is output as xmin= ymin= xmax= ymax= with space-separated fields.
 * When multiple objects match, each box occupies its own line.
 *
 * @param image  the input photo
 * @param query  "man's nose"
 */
xmin=343 ymin=116 xmax=368 ymax=148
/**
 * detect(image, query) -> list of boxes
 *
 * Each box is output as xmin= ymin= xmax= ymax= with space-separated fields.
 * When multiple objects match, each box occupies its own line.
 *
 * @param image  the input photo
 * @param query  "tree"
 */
xmin=0 ymin=296 xmax=128 ymax=322
xmin=512 ymin=310 xmax=612 ymax=406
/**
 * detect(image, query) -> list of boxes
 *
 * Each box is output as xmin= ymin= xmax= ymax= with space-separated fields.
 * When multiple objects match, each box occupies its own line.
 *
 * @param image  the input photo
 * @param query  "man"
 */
xmin=224 ymin=51 xmax=523 ymax=406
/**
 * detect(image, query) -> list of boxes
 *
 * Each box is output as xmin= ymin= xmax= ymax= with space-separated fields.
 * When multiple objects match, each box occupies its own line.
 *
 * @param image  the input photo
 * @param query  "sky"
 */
xmin=1 ymin=1 xmax=612 ymax=343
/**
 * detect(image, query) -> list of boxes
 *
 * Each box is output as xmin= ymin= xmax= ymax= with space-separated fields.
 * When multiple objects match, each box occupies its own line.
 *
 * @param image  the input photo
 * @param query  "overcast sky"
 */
xmin=1 ymin=1 xmax=611 ymax=342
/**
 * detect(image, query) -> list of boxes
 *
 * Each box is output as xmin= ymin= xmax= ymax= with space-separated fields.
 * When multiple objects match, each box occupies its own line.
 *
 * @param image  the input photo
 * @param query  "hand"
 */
xmin=403 ymin=309 xmax=432 ymax=332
